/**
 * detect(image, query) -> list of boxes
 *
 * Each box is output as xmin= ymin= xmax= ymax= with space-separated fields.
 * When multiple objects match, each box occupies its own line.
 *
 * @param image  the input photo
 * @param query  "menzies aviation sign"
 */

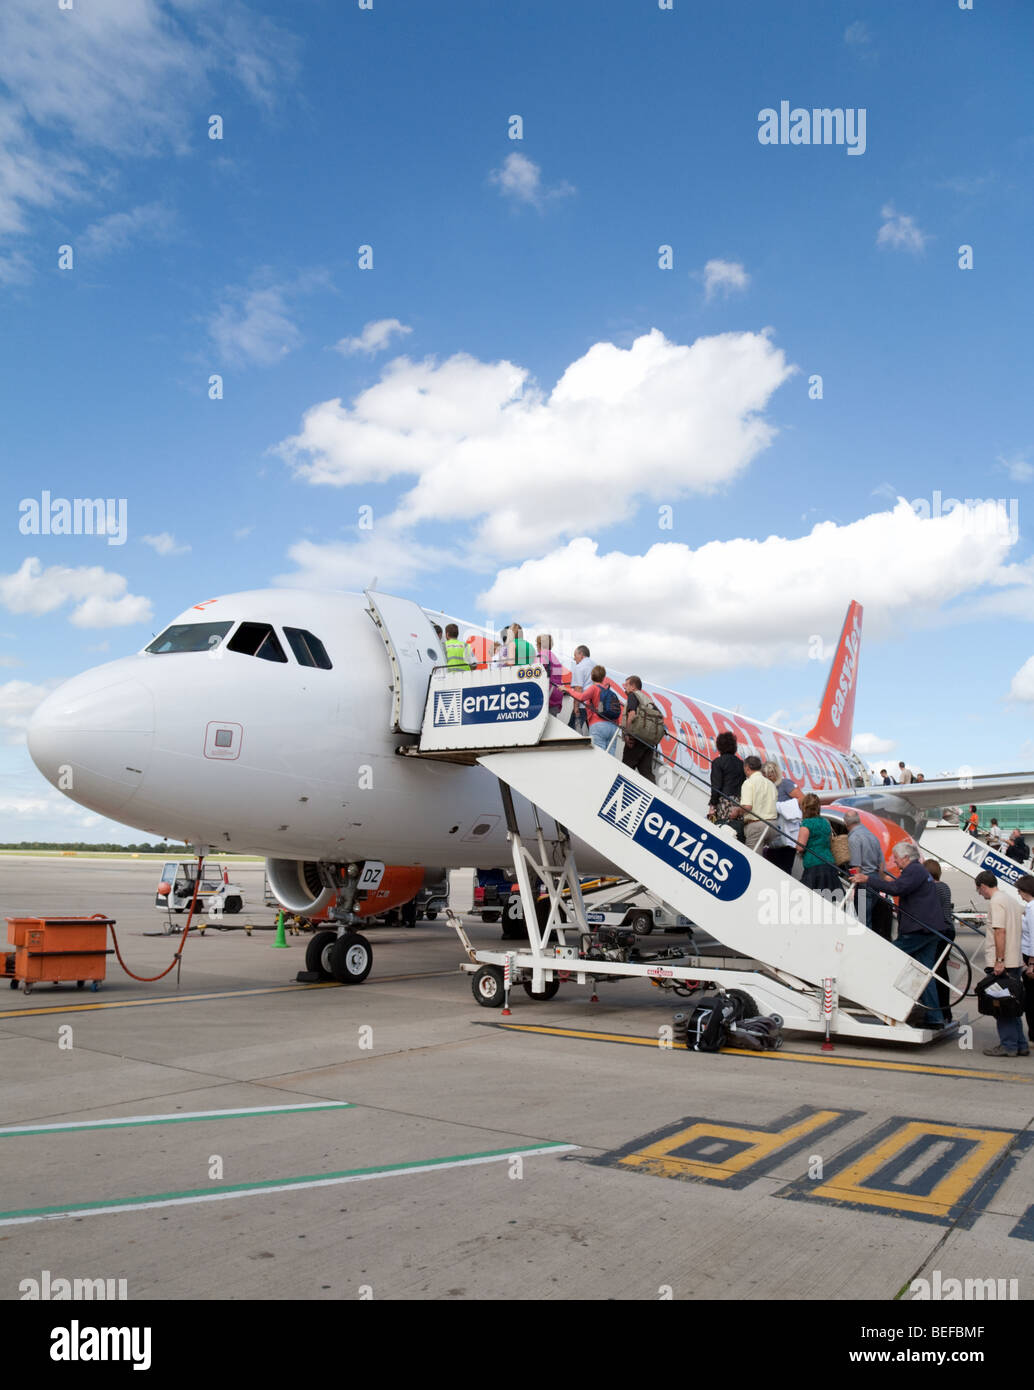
xmin=598 ymin=775 xmax=751 ymax=902
xmin=420 ymin=667 xmax=551 ymax=753
xmin=963 ymin=839 xmax=1026 ymax=888
xmin=433 ymin=682 xmax=544 ymax=728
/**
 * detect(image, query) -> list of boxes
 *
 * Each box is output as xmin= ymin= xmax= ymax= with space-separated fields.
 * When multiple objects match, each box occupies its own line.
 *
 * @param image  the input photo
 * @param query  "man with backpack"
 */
xmin=620 ymin=675 xmax=664 ymax=784
xmin=565 ymin=664 xmax=622 ymax=755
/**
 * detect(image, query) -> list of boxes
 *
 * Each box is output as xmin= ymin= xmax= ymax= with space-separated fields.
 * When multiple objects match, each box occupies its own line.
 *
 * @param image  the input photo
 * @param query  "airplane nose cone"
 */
xmin=28 ymin=672 xmax=155 ymax=817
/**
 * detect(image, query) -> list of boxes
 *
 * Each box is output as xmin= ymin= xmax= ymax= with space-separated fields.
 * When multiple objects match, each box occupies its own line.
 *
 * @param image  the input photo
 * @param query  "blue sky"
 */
xmin=1 ymin=0 xmax=1032 ymax=841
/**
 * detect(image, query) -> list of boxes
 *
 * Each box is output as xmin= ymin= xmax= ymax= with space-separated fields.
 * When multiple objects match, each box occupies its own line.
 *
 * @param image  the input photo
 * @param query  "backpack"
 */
xmin=674 ymin=993 xmax=736 ymax=1052
xmin=595 ymin=685 xmax=621 ymax=722
xmin=626 ymin=695 xmax=665 ymax=747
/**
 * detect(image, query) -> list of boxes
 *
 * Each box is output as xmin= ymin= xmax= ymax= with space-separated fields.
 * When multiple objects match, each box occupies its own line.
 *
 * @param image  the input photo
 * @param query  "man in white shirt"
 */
xmin=568 ymin=644 xmax=592 ymax=733
xmin=974 ymin=871 xmax=1027 ymax=1057
xmin=740 ymin=755 xmax=778 ymax=854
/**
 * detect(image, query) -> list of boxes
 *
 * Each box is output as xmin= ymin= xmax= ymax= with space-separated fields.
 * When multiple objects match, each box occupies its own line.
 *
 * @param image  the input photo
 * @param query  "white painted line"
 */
xmin=0 ymin=1101 xmax=352 ymax=1137
xmin=0 ymin=1144 xmax=580 ymax=1226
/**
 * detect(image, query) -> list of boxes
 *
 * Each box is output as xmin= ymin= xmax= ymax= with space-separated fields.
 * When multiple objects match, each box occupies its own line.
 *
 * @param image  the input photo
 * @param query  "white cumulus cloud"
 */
xmin=277 ymin=328 xmax=795 ymax=560
xmin=478 ymin=499 xmax=1027 ymax=675
xmin=877 ymin=204 xmax=928 ymax=253
xmin=703 ymin=259 xmax=750 ymax=300
xmin=333 ymin=318 xmax=412 ymax=356
xmin=488 ymin=152 xmax=575 ymax=208
xmin=0 ymin=558 xmax=152 ymax=628
xmin=852 ymin=732 xmax=896 ymax=757
xmin=141 ymin=532 xmax=190 ymax=557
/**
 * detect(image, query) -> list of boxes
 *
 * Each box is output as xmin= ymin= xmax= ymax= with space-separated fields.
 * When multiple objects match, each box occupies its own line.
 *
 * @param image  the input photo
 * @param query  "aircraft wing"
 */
xmin=865 ymin=772 xmax=1034 ymax=811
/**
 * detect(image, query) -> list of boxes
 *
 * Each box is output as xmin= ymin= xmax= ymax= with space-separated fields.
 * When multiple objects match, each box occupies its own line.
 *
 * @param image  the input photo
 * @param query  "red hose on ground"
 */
xmin=106 ymin=857 xmax=204 ymax=982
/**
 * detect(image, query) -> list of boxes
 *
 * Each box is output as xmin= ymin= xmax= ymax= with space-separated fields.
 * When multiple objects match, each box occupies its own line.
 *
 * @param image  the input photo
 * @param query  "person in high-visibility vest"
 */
xmin=444 ymin=623 xmax=471 ymax=670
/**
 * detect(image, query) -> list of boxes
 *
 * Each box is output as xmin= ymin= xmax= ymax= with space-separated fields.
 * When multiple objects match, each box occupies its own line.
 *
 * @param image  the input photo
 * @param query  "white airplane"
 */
xmin=28 ymin=588 xmax=1034 ymax=977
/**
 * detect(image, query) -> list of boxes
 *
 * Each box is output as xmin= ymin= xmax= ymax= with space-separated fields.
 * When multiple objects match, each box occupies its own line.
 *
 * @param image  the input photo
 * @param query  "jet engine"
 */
xmin=265 ymin=859 xmax=336 ymax=916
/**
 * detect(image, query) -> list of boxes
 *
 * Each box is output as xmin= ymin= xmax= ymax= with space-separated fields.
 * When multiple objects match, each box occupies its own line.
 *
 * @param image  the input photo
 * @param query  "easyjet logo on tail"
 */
xmin=830 ymin=615 xmax=861 ymax=729
xmin=807 ymin=600 xmax=863 ymax=753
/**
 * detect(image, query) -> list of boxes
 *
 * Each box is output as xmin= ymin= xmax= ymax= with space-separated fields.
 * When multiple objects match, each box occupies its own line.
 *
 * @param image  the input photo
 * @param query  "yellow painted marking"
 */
xmin=0 ymin=970 xmax=459 ymax=1019
xmin=810 ymin=1121 xmax=1013 ymax=1217
xmin=619 ymin=1109 xmax=842 ymax=1183
xmin=497 ymin=1023 xmax=1030 ymax=1084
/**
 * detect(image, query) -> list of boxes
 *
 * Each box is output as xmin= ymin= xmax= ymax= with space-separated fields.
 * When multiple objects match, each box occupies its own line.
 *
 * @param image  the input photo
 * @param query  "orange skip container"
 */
xmin=5 ymin=916 xmax=114 ymax=995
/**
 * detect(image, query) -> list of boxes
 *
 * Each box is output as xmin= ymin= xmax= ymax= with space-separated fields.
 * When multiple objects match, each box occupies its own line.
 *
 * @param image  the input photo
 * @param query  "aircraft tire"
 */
xmin=329 ymin=933 xmax=373 ymax=985
xmin=305 ymin=929 xmax=337 ymax=980
xmin=472 ymin=965 xmax=505 ymax=1007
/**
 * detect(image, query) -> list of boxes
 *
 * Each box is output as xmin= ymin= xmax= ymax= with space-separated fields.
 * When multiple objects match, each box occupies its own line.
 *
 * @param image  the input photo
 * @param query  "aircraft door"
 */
xmin=364 ymin=590 xmax=445 ymax=734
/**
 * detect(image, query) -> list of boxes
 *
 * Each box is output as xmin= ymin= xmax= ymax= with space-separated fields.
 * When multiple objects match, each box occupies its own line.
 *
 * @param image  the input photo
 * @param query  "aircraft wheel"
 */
xmin=223 ymin=896 xmax=243 ymax=914
xmin=305 ymin=929 xmax=337 ymax=980
xmin=472 ymin=966 xmax=505 ymax=1007
xmin=329 ymin=933 xmax=372 ymax=985
xmin=629 ymin=912 xmax=653 ymax=936
xmin=522 ymin=978 xmax=560 ymax=1001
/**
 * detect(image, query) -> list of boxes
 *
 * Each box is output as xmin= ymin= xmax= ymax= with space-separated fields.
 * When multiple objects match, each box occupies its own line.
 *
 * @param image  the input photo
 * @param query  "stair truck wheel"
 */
xmin=522 ymin=978 xmax=560 ymax=1001
xmin=472 ymin=965 xmax=506 ymax=1007
xmin=328 ymin=933 xmax=373 ymax=985
xmin=727 ymin=989 xmax=759 ymax=1020
xmin=305 ymin=929 xmax=338 ymax=980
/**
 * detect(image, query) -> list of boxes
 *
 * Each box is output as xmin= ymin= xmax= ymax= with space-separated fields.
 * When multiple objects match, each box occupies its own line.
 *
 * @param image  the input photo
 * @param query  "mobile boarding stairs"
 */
xmin=404 ymin=666 xmax=970 ymax=1045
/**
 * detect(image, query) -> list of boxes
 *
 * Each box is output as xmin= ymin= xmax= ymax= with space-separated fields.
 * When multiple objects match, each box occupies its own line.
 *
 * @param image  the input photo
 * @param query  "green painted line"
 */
xmin=0 ymin=1141 xmax=578 ymax=1226
xmin=0 ymin=1101 xmax=353 ymax=1139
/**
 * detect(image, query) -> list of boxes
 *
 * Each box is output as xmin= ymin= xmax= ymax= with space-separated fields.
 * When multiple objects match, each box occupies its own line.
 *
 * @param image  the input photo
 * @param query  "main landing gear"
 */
xmin=305 ymin=929 xmax=373 ymax=984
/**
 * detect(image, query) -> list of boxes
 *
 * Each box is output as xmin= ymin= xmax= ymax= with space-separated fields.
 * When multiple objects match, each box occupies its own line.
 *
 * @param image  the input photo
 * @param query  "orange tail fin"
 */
xmin=806 ymin=601 xmax=863 ymax=752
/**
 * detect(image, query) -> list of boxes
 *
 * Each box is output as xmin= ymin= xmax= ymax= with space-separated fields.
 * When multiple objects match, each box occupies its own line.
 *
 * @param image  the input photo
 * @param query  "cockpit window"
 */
xmin=227 ymin=622 xmax=288 ymax=663
xmin=146 ymin=621 xmax=232 ymax=654
xmin=284 ymin=627 xmax=333 ymax=670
